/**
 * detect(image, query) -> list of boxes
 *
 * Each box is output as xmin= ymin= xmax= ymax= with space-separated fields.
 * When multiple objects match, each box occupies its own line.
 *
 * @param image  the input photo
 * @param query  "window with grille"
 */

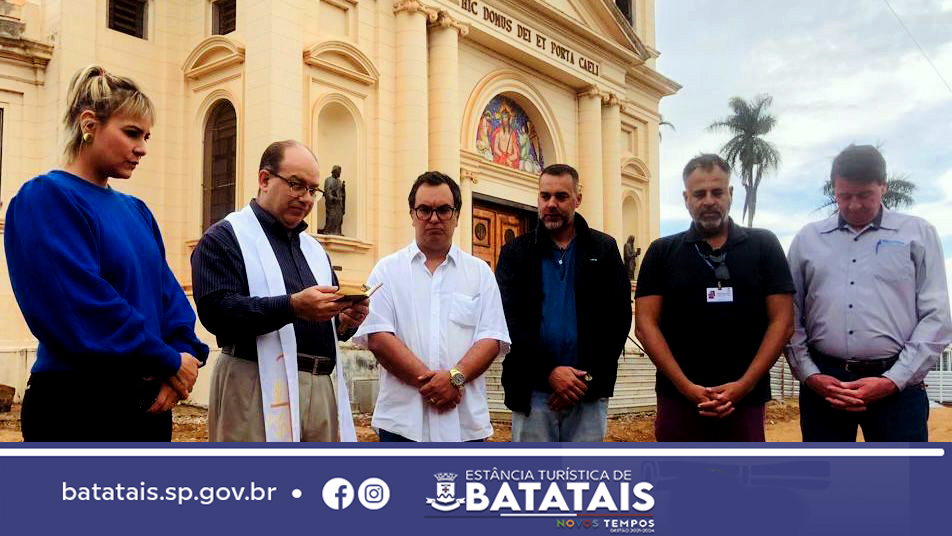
xmin=203 ymin=101 xmax=237 ymax=231
xmin=109 ymin=0 xmax=148 ymax=39
xmin=212 ymin=0 xmax=236 ymax=35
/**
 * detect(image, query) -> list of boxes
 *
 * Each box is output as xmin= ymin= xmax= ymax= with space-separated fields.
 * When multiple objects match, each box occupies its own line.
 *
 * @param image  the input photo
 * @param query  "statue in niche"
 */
xmin=624 ymin=235 xmax=641 ymax=281
xmin=319 ymin=165 xmax=346 ymax=236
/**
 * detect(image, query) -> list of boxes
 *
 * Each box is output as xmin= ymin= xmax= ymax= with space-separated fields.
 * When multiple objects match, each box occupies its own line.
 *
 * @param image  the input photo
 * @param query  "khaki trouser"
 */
xmin=208 ymin=351 xmax=339 ymax=442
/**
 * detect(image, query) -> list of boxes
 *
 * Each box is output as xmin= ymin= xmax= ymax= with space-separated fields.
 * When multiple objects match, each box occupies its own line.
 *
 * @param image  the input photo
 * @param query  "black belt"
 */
xmin=221 ymin=346 xmax=335 ymax=376
xmin=809 ymin=347 xmax=898 ymax=377
xmin=296 ymin=354 xmax=336 ymax=376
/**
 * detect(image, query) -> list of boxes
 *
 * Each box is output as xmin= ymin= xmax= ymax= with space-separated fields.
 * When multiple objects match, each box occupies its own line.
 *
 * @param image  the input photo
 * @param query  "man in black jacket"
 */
xmin=496 ymin=164 xmax=632 ymax=441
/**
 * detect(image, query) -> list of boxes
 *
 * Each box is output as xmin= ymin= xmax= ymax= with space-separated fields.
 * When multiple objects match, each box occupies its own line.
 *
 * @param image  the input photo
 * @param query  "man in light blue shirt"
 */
xmin=786 ymin=145 xmax=952 ymax=441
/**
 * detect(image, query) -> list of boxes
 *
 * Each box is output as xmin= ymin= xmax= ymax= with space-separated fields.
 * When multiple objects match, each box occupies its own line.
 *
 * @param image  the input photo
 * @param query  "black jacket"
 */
xmin=495 ymin=213 xmax=632 ymax=415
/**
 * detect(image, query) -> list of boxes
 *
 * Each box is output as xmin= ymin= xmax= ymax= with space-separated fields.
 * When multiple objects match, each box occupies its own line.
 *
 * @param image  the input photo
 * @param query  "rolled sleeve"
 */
xmin=352 ymin=264 xmax=397 ymax=349
xmin=474 ymin=262 xmax=512 ymax=357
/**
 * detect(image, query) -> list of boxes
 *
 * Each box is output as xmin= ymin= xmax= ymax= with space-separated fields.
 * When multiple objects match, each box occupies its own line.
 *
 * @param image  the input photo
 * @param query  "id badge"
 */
xmin=706 ymin=287 xmax=733 ymax=303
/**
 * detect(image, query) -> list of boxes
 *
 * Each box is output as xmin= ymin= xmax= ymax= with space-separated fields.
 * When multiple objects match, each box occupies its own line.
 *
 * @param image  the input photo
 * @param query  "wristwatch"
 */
xmin=449 ymin=368 xmax=465 ymax=389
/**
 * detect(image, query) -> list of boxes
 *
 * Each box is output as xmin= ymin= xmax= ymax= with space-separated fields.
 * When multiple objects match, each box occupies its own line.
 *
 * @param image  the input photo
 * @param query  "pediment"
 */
xmin=303 ymin=40 xmax=379 ymax=86
xmin=540 ymin=0 xmax=649 ymax=61
xmin=622 ymin=156 xmax=650 ymax=182
xmin=543 ymin=0 xmax=590 ymax=26
xmin=182 ymin=36 xmax=245 ymax=80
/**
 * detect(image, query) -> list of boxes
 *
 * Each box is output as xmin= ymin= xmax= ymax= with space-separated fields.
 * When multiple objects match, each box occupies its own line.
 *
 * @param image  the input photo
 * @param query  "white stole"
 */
xmin=225 ymin=205 xmax=357 ymax=442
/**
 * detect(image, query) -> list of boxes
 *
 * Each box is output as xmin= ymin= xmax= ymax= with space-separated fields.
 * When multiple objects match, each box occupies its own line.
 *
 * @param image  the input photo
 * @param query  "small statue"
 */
xmin=624 ymin=235 xmax=641 ymax=281
xmin=319 ymin=165 xmax=346 ymax=235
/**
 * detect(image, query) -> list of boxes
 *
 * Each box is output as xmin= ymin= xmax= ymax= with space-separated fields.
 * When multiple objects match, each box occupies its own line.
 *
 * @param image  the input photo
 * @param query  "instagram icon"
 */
xmin=357 ymin=478 xmax=390 ymax=510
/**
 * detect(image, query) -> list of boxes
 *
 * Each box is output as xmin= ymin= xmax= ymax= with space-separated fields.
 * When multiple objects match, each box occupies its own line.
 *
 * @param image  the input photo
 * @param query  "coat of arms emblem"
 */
xmin=426 ymin=473 xmax=466 ymax=511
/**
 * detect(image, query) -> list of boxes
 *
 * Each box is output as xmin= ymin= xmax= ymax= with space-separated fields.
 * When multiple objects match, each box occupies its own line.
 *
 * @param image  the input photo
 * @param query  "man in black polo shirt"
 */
xmin=635 ymin=154 xmax=794 ymax=441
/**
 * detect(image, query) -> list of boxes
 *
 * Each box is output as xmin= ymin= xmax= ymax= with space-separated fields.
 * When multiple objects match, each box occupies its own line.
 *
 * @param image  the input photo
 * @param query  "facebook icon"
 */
xmin=321 ymin=478 xmax=354 ymax=510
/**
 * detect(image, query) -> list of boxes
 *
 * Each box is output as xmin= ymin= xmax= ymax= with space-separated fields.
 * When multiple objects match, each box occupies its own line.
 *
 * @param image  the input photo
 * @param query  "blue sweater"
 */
xmin=4 ymin=171 xmax=209 ymax=376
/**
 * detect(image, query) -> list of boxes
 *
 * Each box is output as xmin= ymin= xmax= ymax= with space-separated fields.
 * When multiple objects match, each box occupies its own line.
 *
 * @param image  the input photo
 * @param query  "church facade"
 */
xmin=0 ymin=0 xmax=677 ymax=406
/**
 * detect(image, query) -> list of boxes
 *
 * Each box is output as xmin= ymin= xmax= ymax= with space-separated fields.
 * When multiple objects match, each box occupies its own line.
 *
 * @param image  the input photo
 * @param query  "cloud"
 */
xmin=908 ymin=168 xmax=952 ymax=240
xmin=766 ymin=43 xmax=952 ymax=157
xmin=655 ymin=0 xmax=952 ymax=314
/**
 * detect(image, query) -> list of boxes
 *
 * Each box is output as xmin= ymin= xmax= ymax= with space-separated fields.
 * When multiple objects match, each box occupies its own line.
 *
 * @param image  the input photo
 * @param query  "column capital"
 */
xmin=578 ymin=86 xmax=604 ymax=100
xmin=393 ymin=0 xmax=439 ymax=22
xmin=460 ymin=168 xmax=479 ymax=184
xmin=601 ymin=92 xmax=621 ymax=107
xmin=429 ymin=9 xmax=470 ymax=36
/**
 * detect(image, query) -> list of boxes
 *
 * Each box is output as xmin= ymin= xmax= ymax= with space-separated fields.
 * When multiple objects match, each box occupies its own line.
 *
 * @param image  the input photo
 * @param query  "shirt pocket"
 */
xmin=449 ymin=292 xmax=480 ymax=327
xmin=873 ymin=241 xmax=913 ymax=282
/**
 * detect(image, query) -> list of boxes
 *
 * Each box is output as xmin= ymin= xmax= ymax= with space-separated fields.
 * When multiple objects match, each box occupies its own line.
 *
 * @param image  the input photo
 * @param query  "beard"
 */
xmin=541 ymin=212 xmax=568 ymax=231
xmin=693 ymin=211 xmax=725 ymax=234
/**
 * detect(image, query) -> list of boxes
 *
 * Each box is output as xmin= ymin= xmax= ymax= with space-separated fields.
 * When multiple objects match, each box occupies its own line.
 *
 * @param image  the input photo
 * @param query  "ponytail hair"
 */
xmin=63 ymin=65 xmax=155 ymax=162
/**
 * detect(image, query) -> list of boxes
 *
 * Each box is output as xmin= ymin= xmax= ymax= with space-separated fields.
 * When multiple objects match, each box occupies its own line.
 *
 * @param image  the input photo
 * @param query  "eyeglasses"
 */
xmin=412 ymin=205 xmax=457 ymax=221
xmin=269 ymin=171 xmax=323 ymax=199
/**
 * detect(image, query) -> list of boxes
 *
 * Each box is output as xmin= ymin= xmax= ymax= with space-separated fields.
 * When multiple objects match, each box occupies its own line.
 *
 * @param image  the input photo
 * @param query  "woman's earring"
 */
xmin=82 ymin=132 xmax=93 ymax=143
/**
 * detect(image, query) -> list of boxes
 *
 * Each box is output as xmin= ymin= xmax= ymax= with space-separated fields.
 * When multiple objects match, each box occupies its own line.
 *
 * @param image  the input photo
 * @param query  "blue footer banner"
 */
xmin=0 ymin=444 xmax=948 ymax=535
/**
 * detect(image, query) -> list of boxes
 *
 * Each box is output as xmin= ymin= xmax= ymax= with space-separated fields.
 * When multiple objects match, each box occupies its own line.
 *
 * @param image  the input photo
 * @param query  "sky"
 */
xmin=654 ymin=0 xmax=952 ymax=303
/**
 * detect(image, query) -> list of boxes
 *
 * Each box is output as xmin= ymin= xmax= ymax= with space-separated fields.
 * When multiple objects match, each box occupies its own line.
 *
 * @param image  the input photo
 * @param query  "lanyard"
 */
xmin=694 ymin=244 xmax=729 ymax=288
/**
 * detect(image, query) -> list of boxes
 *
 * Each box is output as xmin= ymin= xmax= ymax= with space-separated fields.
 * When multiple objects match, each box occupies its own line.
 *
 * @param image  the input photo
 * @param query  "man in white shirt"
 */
xmin=353 ymin=171 xmax=511 ymax=441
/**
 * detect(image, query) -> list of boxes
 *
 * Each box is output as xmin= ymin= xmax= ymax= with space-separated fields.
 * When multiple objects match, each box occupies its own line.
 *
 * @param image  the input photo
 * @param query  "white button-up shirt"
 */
xmin=353 ymin=242 xmax=511 ymax=441
xmin=786 ymin=207 xmax=952 ymax=389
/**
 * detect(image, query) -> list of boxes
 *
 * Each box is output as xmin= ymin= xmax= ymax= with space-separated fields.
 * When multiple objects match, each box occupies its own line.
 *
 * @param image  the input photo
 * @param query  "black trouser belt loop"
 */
xmin=220 ymin=346 xmax=335 ymax=376
xmin=808 ymin=346 xmax=899 ymax=377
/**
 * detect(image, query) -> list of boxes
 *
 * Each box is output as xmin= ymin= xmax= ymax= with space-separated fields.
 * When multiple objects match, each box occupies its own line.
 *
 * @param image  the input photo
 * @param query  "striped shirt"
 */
xmin=190 ymin=200 xmax=341 ymax=360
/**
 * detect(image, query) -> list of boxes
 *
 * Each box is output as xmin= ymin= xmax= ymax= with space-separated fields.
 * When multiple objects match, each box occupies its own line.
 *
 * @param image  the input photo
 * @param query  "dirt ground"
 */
xmin=2 ymin=400 xmax=951 ymax=442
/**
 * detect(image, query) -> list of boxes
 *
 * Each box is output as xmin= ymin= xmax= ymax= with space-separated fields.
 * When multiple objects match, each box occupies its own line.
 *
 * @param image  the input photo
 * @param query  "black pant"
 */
xmin=799 ymin=362 xmax=929 ymax=442
xmin=21 ymin=371 xmax=172 ymax=442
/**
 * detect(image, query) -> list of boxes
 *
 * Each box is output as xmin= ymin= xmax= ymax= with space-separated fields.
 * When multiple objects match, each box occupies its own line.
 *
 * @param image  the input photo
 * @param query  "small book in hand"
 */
xmin=333 ymin=282 xmax=383 ymax=305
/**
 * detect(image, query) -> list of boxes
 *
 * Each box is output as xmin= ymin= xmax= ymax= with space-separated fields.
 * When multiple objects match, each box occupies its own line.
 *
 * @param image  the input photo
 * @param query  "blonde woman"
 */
xmin=3 ymin=66 xmax=208 ymax=441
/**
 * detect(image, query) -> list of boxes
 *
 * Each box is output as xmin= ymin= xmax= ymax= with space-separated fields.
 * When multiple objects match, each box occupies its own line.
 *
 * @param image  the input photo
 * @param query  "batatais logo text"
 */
xmin=426 ymin=469 xmax=655 ymax=513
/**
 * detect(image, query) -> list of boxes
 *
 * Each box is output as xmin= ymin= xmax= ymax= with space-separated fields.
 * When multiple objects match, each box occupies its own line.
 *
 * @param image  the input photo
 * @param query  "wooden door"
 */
xmin=472 ymin=204 xmax=529 ymax=270
xmin=472 ymin=207 xmax=497 ymax=269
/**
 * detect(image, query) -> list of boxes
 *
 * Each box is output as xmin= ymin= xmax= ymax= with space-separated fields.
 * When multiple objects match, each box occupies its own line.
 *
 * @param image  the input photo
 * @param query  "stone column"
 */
xmin=577 ymin=87 xmax=604 ymax=229
xmin=244 ymin=1 xmax=304 ymax=200
xmin=458 ymin=170 xmax=477 ymax=251
xmin=601 ymin=93 xmax=623 ymax=245
xmin=428 ymin=10 xmax=468 ymax=179
xmin=393 ymin=1 xmax=436 ymax=224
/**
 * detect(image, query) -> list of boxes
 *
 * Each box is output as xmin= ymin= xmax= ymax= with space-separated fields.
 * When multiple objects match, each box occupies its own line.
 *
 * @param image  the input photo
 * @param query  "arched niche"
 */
xmin=461 ymin=70 xmax=565 ymax=169
xmin=313 ymin=96 xmax=362 ymax=239
xmin=622 ymin=189 xmax=648 ymax=262
xmin=622 ymin=194 xmax=639 ymax=244
xmin=473 ymin=94 xmax=549 ymax=174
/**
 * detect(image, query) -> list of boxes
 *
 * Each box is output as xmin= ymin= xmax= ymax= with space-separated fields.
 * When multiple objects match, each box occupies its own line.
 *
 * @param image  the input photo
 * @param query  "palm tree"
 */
xmin=659 ymin=117 xmax=676 ymax=140
xmin=819 ymin=173 xmax=917 ymax=212
xmin=708 ymin=95 xmax=781 ymax=227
